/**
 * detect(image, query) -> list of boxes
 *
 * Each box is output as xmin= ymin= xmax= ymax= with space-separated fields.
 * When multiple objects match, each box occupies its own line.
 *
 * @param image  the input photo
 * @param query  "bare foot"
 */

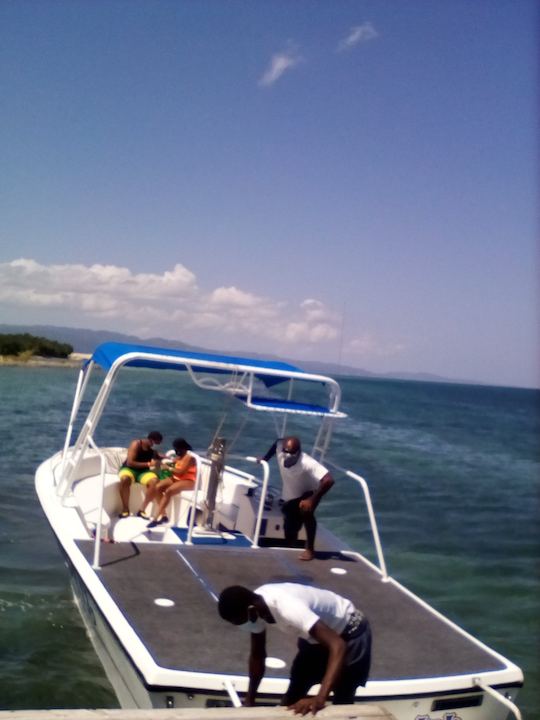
xmin=299 ymin=549 xmax=314 ymax=561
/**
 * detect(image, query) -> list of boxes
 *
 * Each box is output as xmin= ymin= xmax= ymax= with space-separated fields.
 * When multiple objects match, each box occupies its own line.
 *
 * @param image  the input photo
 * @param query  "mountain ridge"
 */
xmin=0 ymin=323 xmax=471 ymax=385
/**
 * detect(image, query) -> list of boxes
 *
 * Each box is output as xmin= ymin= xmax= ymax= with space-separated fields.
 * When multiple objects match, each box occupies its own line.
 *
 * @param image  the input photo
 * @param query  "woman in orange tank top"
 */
xmin=146 ymin=438 xmax=196 ymax=527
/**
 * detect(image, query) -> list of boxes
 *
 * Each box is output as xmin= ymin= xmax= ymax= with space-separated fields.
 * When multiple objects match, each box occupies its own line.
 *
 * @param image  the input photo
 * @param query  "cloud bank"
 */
xmin=0 ymin=259 xmax=405 ymax=363
xmin=0 ymin=258 xmax=342 ymax=352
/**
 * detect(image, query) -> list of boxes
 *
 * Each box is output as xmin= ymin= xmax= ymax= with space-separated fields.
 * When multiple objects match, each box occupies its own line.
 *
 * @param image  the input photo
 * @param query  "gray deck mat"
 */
xmin=76 ymin=540 xmax=506 ymax=682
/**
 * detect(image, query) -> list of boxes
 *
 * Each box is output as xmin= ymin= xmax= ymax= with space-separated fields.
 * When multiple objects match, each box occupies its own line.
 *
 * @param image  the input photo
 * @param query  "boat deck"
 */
xmin=76 ymin=538 xmax=506 ymax=684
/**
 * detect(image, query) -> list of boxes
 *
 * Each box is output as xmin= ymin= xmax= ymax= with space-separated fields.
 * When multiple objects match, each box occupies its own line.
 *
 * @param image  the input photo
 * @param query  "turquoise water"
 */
xmin=0 ymin=366 xmax=538 ymax=714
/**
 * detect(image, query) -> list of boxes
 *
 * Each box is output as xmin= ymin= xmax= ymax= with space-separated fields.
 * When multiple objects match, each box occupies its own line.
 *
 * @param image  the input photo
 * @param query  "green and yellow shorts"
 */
xmin=118 ymin=466 xmax=159 ymax=486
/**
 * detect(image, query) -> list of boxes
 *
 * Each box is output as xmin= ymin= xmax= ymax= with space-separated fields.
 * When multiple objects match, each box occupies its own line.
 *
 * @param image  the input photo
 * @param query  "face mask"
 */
xmin=237 ymin=617 xmax=265 ymax=633
xmin=283 ymin=451 xmax=300 ymax=468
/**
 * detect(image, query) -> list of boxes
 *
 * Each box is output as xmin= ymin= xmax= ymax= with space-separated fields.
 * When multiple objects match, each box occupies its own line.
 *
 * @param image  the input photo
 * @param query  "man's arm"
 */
xmin=288 ymin=620 xmax=346 ymax=716
xmin=258 ymin=439 xmax=279 ymax=463
xmin=245 ymin=630 xmax=266 ymax=706
xmin=299 ymin=472 xmax=334 ymax=512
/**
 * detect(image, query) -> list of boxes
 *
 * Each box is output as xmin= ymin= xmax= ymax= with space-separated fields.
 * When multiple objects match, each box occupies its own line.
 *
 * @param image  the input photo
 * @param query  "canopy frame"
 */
xmin=58 ymin=342 xmax=346 ymax=498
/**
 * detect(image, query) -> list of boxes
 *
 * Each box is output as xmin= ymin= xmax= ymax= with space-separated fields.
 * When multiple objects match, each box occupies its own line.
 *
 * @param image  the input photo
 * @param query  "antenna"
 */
xmin=336 ymin=300 xmax=346 ymax=370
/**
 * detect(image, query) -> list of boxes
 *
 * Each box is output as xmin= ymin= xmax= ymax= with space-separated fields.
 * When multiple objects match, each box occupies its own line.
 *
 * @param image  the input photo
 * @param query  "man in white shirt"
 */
xmin=260 ymin=436 xmax=334 ymax=560
xmin=218 ymin=582 xmax=371 ymax=715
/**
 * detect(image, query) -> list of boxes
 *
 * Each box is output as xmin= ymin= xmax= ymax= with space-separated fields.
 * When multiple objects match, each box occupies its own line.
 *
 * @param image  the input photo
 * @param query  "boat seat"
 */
xmin=72 ymin=472 xmax=119 ymax=535
xmin=175 ymin=464 xmax=256 ymax=529
xmin=71 ymin=449 xmax=258 ymax=540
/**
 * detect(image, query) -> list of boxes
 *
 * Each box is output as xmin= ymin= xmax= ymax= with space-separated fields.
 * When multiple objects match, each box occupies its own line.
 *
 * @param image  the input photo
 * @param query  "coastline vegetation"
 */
xmin=0 ymin=333 xmax=73 ymax=360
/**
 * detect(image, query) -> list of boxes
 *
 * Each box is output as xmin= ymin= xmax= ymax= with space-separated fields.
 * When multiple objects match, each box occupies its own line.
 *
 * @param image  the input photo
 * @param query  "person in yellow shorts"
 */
xmin=118 ymin=431 xmax=163 ymax=517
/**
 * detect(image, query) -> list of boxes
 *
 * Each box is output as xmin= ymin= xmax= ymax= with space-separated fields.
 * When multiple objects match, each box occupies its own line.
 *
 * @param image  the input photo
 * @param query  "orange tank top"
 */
xmin=172 ymin=456 xmax=197 ymax=483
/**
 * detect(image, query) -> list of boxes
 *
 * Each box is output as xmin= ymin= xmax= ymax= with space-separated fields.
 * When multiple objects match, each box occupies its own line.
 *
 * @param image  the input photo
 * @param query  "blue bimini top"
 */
xmin=89 ymin=342 xmax=305 ymax=388
xmin=87 ymin=342 xmax=345 ymax=417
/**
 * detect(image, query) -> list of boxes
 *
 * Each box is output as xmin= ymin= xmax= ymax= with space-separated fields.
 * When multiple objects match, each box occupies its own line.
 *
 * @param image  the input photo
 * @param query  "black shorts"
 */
xmin=284 ymin=618 xmax=372 ymax=705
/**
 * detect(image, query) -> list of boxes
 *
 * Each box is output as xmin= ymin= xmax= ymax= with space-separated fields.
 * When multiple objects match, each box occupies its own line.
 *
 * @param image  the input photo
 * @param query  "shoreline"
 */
xmin=0 ymin=353 xmax=90 ymax=368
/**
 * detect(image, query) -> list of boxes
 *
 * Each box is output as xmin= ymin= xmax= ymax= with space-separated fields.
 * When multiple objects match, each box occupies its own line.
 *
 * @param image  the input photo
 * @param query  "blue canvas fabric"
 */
xmin=88 ymin=341 xmax=304 ymax=388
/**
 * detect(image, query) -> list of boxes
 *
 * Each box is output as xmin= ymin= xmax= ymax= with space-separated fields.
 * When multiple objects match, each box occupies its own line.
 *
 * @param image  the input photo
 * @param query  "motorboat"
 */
xmin=35 ymin=342 xmax=523 ymax=719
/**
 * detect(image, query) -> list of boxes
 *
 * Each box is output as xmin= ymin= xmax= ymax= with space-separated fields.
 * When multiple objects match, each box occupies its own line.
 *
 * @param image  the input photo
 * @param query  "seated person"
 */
xmin=118 ymin=431 xmax=163 ymax=518
xmin=143 ymin=438 xmax=197 ymax=527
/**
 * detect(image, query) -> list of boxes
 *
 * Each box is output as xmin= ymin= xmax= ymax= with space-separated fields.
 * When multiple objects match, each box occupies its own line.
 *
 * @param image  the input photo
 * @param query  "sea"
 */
xmin=0 ymin=365 xmax=538 ymax=715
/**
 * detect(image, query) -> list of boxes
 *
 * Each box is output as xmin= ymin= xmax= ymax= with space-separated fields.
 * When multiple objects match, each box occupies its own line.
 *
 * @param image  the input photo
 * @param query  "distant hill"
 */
xmin=0 ymin=324 xmax=205 ymax=356
xmin=0 ymin=323 xmax=466 ymax=384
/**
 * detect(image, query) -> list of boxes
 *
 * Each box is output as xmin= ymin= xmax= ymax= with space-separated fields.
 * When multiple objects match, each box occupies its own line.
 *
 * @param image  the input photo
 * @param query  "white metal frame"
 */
xmin=58 ymin=345 xmax=348 ymax=568
xmin=183 ymin=454 xmax=270 ymax=548
xmin=57 ymin=348 xmax=346 ymax=498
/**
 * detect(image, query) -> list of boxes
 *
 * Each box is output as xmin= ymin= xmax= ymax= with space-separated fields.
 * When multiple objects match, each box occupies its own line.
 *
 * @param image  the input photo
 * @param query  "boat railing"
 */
xmin=325 ymin=460 xmax=389 ymax=582
xmin=184 ymin=454 xmax=269 ymax=548
xmin=473 ymin=678 xmax=522 ymax=720
xmin=228 ymin=455 xmax=269 ymax=548
xmin=56 ymin=448 xmax=79 ymax=496
xmin=87 ymin=435 xmax=107 ymax=570
xmin=185 ymin=452 xmax=204 ymax=544
xmin=222 ymin=679 xmax=242 ymax=708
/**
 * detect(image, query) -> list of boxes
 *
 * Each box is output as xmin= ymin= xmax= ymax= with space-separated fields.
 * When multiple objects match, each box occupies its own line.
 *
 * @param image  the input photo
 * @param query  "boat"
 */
xmin=35 ymin=341 xmax=523 ymax=719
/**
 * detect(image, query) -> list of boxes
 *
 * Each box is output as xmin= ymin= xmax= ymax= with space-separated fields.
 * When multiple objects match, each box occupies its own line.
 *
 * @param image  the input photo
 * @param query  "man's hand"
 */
xmin=288 ymin=696 xmax=326 ymax=715
xmin=299 ymin=497 xmax=315 ymax=513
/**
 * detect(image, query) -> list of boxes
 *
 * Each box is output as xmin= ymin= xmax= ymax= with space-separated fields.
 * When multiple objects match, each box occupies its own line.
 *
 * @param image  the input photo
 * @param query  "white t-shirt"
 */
xmin=254 ymin=582 xmax=354 ymax=643
xmin=276 ymin=443 xmax=329 ymax=502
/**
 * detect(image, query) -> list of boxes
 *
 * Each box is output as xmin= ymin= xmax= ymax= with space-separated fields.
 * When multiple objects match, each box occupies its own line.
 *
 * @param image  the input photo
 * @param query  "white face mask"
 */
xmin=237 ymin=617 xmax=265 ymax=633
xmin=283 ymin=450 xmax=300 ymax=468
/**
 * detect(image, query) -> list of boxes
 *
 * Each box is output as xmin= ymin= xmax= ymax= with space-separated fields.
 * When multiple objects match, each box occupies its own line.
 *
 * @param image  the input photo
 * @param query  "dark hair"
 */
xmin=147 ymin=431 xmax=163 ymax=443
xmin=173 ymin=437 xmax=192 ymax=454
xmin=218 ymin=585 xmax=256 ymax=622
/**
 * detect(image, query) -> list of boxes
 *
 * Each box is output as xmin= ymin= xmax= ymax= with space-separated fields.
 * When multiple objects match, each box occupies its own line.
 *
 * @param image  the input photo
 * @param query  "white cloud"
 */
xmin=259 ymin=44 xmax=303 ymax=87
xmin=210 ymin=286 xmax=261 ymax=308
xmin=300 ymin=298 xmax=332 ymax=321
xmin=284 ymin=321 xmax=338 ymax=344
xmin=0 ymin=258 xmax=197 ymax=320
xmin=4 ymin=259 xmax=197 ymax=300
xmin=282 ymin=300 xmax=340 ymax=344
xmin=337 ymin=22 xmax=378 ymax=52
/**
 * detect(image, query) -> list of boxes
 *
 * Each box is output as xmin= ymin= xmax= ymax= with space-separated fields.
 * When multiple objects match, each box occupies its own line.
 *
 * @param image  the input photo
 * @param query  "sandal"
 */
xmin=136 ymin=510 xmax=150 ymax=519
xmin=147 ymin=515 xmax=168 ymax=529
xmin=118 ymin=510 xmax=130 ymax=519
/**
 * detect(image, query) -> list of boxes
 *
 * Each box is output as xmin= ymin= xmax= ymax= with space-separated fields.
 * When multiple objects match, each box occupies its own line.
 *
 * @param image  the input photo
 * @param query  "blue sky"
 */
xmin=0 ymin=0 xmax=537 ymax=388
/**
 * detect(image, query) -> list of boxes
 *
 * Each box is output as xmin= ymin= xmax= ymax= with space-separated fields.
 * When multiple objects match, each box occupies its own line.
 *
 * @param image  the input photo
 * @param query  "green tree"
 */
xmin=0 ymin=333 xmax=73 ymax=358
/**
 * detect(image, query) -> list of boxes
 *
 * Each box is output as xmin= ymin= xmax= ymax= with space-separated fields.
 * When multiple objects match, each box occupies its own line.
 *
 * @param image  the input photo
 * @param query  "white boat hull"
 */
xmin=34 ymin=343 xmax=524 ymax=720
xmin=37 ymin=457 xmax=521 ymax=720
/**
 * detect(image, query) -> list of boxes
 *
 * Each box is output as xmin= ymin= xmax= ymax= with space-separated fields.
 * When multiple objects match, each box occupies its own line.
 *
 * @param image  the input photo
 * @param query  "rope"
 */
xmin=226 ymin=413 xmax=249 ymax=454
xmin=210 ymin=369 xmax=238 ymax=446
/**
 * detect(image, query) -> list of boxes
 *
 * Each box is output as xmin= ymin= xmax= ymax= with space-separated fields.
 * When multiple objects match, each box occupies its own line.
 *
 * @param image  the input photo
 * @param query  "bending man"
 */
xmin=218 ymin=582 xmax=371 ymax=715
xmin=260 ymin=436 xmax=334 ymax=560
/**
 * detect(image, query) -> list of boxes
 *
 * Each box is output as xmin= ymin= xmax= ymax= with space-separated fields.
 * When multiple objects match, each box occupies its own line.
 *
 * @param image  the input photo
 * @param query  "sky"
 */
xmin=0 ymin=0 xmax=538 ymax=388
